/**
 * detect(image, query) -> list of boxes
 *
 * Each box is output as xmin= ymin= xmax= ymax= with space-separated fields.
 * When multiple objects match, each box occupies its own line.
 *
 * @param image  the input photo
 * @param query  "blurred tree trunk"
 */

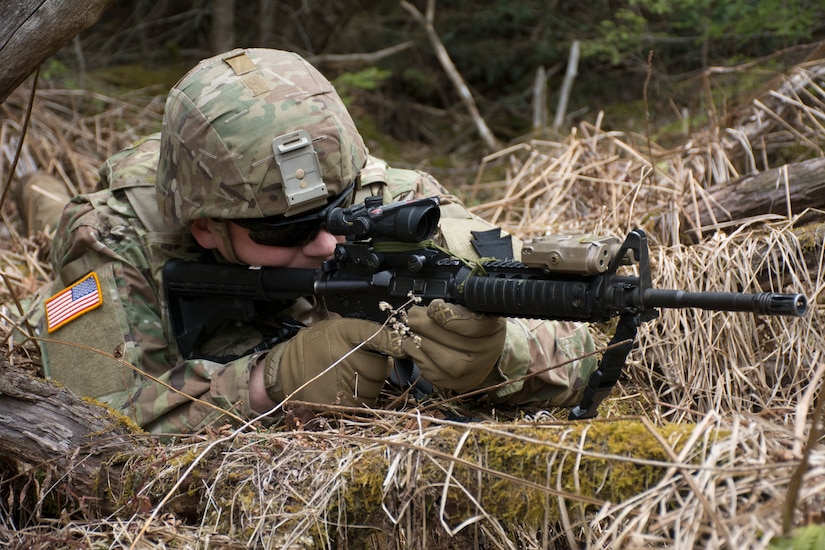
xmin=210 ymin=0 xmax=236 ymax=54
xmin=257 ymin=0 xmax=277 ymax=47
xmin=0 ymin=0 xmax=114 ymax=102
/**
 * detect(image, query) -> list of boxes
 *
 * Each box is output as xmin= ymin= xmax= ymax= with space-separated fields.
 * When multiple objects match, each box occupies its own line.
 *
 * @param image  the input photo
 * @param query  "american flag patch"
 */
xmin=45 ymin=272 xmax=103 ymax=333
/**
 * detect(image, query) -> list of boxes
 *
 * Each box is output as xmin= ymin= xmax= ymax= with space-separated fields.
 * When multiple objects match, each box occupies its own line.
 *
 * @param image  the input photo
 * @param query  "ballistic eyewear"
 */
xmin=233 ymin=182 xmax=356 ymax=247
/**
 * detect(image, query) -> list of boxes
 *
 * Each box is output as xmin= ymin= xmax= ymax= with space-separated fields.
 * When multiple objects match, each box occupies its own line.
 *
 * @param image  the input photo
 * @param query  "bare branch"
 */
xmin=553 ymin=40 xmax=580 ymax=132
xmin=401 ymin=0 xmax=500 ymax=151
xmin=309 ymin=41 xmax=415 ymax=68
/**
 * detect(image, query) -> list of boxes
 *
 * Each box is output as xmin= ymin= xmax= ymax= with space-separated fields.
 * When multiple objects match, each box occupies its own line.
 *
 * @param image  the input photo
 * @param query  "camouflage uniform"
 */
xmin=22 ymin=49 xmax=597 ymax=435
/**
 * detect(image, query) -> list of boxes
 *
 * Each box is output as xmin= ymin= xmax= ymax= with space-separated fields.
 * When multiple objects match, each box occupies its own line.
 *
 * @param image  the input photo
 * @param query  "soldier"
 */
xmin=13 ymin=48 xmax=597 ymax=435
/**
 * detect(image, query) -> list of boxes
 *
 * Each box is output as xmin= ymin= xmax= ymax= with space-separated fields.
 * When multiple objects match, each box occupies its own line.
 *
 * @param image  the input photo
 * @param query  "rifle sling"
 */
xmin=568 ymin=312 xmax=639 ymax=420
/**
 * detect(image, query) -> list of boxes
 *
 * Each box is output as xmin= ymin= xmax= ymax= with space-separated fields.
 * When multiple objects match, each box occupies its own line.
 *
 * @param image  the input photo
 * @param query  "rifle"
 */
xmin=163 ymin=196 xmax=808 ymax=419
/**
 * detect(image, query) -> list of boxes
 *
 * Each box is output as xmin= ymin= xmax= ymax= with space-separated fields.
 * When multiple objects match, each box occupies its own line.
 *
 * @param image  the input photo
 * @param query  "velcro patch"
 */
xmin=45 ymin=272 xmax=103 ymax=332
xmin=223 ymin=51 xmax=257 ymax=75
xmin=242 ymin=73 xmax=273 ymax=96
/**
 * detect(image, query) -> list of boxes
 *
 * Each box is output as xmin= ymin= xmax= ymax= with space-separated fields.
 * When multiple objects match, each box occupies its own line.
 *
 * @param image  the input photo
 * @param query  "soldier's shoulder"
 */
xmin=362 ymin=155 xmax=446 ymax=198
xmin=98 ymin=133 xmax=162 ymax=191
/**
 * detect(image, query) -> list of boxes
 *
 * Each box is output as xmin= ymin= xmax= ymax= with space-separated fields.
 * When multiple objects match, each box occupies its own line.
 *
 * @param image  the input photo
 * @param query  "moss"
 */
xmin=795 ymin=222 xmax=825 ymax=254
xmin=337 ymin=420 xmax=708 ymax=537
xmin=80 ymin=396 xmax=144 ymax=435
xmin=339 ymin=451 xmax=386 ymax=520
xmin=769 ymin=524 xmax=825 ymax=550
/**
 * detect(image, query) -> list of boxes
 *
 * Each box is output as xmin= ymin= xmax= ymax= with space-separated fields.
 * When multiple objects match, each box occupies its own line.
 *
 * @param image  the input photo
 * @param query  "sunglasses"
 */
xmin=233 ymin=183 xmax=355 ymax=247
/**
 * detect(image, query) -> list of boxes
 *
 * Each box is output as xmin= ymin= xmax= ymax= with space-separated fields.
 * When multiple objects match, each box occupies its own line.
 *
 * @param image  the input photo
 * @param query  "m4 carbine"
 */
xmin=163 ymin=196 xmax=808 ymax=419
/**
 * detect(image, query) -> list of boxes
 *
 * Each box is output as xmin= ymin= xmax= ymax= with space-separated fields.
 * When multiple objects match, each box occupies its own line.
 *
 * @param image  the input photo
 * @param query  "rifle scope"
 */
xmin=327 ymin=196 xmax=440 ymax=242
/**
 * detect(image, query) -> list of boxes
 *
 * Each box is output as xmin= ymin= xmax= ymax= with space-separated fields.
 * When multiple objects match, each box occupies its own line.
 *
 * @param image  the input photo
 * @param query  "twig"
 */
xmin=0 ymin=67 xmax=38 ymax=212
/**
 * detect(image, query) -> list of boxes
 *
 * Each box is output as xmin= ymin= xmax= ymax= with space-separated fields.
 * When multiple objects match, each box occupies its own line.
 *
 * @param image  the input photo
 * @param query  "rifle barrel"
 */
xmin=643 ymin=289 xmax=807 ymax=317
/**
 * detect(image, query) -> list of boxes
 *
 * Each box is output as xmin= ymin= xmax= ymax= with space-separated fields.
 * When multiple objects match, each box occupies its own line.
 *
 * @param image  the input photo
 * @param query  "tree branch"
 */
xmin=401 ymin=0 xmax=500 ymax=151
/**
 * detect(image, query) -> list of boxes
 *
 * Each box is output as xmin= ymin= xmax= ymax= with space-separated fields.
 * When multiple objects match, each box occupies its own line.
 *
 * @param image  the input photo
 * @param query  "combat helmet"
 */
xmin=156 ymin=48 xmax=368 ymax=229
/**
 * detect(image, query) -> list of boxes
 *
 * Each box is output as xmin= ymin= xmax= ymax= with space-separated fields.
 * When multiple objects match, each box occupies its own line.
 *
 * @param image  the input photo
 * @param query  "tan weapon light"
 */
xmin=521 ymin=235 xmax=632 ymax=275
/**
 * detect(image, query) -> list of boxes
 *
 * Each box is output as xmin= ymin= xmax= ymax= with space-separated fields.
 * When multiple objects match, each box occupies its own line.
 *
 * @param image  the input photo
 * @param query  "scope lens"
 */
xmin=392 ymin=204 xmax=439 ymax=241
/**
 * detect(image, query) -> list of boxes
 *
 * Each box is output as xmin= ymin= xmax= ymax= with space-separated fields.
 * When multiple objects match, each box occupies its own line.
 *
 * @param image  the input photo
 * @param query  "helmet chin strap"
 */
xmin=206 ymin=219 xmax=242 ymax=264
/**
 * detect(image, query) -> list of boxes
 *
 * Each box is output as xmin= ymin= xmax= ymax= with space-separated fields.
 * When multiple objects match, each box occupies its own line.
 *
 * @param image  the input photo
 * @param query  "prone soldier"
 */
xmin=11 ymin=48 xmax=598 ymax=435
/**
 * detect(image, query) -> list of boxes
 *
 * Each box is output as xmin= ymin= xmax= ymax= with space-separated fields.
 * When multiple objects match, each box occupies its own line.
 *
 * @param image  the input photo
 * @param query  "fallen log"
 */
xmin=0 ymin=357 xmax=819 ymax=549
xmin=0 ymin=370 xmax=714 ymax=548
xmin=0 ymin=358 xmax=140 ymax=515
xmin=681 ymin=157 xmax=825 ymax=240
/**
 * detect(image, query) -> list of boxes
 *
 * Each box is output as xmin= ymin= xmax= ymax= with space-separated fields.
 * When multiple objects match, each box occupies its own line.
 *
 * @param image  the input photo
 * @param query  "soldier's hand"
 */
xmin=264 ymin=300 xmax=506 ymax=407
xmin=398 ymin=299 xmax=506 ymax=392
xmin=264 ymin=318 xmax=394 ymax=407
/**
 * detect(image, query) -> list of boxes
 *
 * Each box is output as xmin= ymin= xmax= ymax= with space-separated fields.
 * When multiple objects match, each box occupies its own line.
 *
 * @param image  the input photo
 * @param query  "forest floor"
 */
xmin=0 ymin=59 xmax=823 ymax=548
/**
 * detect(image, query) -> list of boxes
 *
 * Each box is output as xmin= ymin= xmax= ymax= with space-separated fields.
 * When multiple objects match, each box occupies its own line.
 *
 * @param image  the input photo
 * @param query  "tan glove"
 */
xmin=263 ymin=318 xmax=396 ymax=407
xmin=397 ymin=299 xmax=506 ymax=392
xmin=264 ymin=300 xmax=506 ymax=407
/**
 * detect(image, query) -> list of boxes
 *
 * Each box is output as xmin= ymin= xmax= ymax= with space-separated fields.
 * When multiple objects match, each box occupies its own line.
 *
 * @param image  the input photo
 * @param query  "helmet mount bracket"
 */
xmin=273 ymin=130 xmax=328 ymax=217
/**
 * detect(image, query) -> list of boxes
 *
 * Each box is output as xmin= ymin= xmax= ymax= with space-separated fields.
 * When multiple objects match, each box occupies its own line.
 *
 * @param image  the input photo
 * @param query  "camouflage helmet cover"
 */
xmin=156 ymin=48 xmax=368 ymax=228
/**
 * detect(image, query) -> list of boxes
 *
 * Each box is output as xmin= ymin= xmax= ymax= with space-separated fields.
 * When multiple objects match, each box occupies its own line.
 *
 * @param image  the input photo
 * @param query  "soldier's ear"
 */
xmin=189 ymin=218 xmax=220 ymax=249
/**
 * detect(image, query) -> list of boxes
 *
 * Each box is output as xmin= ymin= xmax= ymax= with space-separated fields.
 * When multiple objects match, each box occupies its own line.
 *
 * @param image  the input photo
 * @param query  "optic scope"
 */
xmin=326 ymin=196 xmax=441 ymax=242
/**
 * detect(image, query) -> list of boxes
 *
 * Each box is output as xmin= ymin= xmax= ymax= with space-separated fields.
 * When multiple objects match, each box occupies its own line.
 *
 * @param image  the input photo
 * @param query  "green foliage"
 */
xmin=700 ymin=0 xmax=821 ymax=40
xmin=769 ymin=525 xmax=825 ymax=550
xmin=439 ymin=0 xmax=561 ymax=94
xmin=581 ymin=0 xmax=825 ymax=69
xmin=580 ymin=9 xmax=649 ymax=66
xmin=332 ymin=67 xmax=391 ymax=105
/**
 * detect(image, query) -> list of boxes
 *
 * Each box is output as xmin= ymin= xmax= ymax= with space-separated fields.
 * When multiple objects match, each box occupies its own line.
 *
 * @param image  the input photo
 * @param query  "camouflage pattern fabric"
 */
xmin=13 ymin=172 xmax=68 ymax=234
xmin=156 ymin=49 xmax=368 ymax=228
xmin=21 ymin=128 xmax=596 ymax=437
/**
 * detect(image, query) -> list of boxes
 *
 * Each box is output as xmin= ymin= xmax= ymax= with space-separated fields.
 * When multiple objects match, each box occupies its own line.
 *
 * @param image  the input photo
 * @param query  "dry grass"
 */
xmin=0 ymin=63 xmax=823 ymax=549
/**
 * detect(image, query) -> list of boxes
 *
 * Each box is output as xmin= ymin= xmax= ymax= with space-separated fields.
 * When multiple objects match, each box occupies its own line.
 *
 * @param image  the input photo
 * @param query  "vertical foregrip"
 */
xmin=461 ymin=277 xmax=594 ymax=320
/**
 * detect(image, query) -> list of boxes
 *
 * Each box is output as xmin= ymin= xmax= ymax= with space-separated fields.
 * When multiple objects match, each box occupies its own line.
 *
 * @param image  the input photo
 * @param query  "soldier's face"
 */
xmin=190 ymin=217 xmax=341 ymax=268
xmin=226 ymin=221 xmax=342 ymax=268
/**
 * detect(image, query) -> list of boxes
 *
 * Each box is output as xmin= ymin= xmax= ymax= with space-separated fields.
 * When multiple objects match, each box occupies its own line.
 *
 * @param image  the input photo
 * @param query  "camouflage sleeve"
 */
xmin=102 ymin=352 xmax=262 ymax=435
xmin=39 ymin=184 xmax=264 ymax=436
xmin=487 ymin=319 xmax=599 ymax=407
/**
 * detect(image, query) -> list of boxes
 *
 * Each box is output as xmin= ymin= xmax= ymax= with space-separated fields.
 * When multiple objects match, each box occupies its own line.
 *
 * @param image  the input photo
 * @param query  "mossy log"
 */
xmin=0 ymin=0 xmax=114 ymax=101
xmin=0 ymin=359 xmax=141 ymax=513
xmin=141 ymin=420 xmax=705 ymax=547
xmin=0 ymin=359 xmax=703 ymax=543
xmin=339 ymin=422 xmax=694 ymax=530
xmin=681 ymin=157 xmax=825 ymax=240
